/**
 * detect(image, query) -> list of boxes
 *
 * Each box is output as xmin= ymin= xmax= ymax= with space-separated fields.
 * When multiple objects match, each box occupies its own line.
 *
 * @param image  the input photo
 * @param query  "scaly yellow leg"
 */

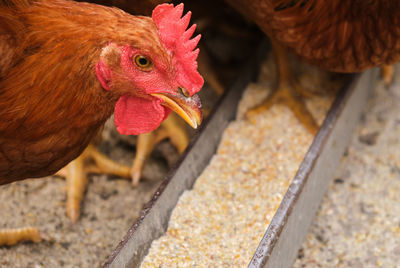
xmin=131 ymin=114 xmax=189 ymax=186
xmin=131 ymin=132 xmax=157 ymax=187
xmin=56 ymin=144 xmax=131 ymax=223
xmin=247 ymin=40 xmax=319 ymax=135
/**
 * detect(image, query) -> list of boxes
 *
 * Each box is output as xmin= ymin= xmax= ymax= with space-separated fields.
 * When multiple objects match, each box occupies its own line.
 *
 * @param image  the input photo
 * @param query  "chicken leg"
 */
xmin=247 ymin=40 xmax=319 ymax=135
xmin=131 ymin=113 xmax=189 ymax=186
xmin=56 ymin=144 xmax=131 ymax=223
xmin=1 ymin=143 xmax=128 ymax=245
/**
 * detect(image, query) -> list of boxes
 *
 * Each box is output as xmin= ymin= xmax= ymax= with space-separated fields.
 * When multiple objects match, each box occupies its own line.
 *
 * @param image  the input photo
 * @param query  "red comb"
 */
xmin=152 ymin=3 xmax=204 ymax=95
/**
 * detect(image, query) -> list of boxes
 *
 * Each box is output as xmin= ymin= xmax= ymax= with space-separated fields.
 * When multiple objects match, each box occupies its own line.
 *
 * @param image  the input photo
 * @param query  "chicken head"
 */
xmin=95 ymin=3 xmax=203 ymax=135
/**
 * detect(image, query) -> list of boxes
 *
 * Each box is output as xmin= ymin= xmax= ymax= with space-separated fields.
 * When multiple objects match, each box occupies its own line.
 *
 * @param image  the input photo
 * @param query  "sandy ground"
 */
xmin=0 ymin=135 xmax=173 ymax=268
xmin=294 ymin=66 xmax=400 ymax=267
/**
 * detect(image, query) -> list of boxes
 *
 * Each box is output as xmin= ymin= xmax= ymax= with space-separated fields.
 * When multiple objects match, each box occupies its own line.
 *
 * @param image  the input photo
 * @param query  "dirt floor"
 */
xmin=0 ymin=132 xmax=171 ymax=267
xmin=293 ymin=66 xmax=400 ymax=267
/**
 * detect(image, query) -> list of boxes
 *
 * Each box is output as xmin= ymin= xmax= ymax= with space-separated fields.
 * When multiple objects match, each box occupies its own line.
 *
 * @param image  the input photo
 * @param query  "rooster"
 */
xmin=0 ymin=0 xmax=203 ymax=245
xmin=225 ymin=0 xmax=400 ymax=134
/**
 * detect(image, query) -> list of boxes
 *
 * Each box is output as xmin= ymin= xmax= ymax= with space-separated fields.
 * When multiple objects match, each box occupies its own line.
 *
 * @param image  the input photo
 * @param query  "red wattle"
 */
xmin=114 ymin=95 xmax=171 ymax=135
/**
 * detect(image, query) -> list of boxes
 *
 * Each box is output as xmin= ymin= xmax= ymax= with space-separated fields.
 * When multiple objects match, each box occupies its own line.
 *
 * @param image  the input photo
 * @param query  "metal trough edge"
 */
xmin=249 ymin=68 xmax=378 ymax=267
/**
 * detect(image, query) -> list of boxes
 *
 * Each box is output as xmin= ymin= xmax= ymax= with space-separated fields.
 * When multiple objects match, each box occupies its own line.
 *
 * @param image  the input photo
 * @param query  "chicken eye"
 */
xmin=134 ymin=55 xmax=152 ymax=70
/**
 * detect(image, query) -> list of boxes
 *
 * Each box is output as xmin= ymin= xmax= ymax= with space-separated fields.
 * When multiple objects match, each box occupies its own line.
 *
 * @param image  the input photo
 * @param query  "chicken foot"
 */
xmin=56 ymin=144 xmax=131 ymax=223
xmin=247 ymin=40 xmax=319 ymax=135
xmin=131 ymin=113 xmax=189 ymax=186
xmin=0 ymin=144 xmax=126 ymax=245
xmin=1 ymin=119 xmax=189 ymax=242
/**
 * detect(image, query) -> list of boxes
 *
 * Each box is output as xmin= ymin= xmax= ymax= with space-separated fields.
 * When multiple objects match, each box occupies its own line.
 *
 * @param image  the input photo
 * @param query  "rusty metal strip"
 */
xmin=249 ymin=68 xmax=378 ymax=268
xmin=104 ymin=39 xmax=269 ymax=268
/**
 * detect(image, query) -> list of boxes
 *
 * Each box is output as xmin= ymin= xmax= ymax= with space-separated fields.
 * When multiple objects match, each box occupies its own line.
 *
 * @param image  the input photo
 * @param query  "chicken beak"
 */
xmin=150 ymin=91 xmax=202 ymax=129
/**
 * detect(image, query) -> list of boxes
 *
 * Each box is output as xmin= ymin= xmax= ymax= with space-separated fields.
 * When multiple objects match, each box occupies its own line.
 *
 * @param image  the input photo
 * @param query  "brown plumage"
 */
xmin=0 ymin=1 xmax=134 ymax=182
xmin=225 ymin=0 xmax=400 ymax=72
xmin=0 ymin=0 xmax=203 ymax=184
xmin=219 ymin=0 xmax=400 ymax=136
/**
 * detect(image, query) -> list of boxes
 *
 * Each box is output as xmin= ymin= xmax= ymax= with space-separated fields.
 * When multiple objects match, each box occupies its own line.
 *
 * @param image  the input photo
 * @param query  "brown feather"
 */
xmin=0 ymin=0 xmax=33 ymax=7
xmin=225 ymin=0 xmax=400 ymax=72
xmin=0 ymin=0 xmax=165 ymax=184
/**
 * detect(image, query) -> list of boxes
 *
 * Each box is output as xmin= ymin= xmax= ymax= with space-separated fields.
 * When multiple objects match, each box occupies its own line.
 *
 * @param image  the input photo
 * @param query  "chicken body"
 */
xmin=0 ymin=1 xmax=114 ymax=182
xmin=223 ymin=0 xmax=400 ymax=135
xmin=0 ymin=1 xmax=203 ymax=183
xmin=225 ymin=0 xmax=400 ymax=72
